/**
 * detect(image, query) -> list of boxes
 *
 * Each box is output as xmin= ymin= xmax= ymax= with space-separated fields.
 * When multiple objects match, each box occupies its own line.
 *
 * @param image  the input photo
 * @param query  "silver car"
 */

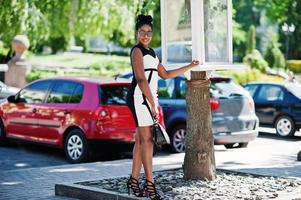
xmin=116 ymin=73 xmax=259 ymax=153
xmin=0 ymin=81 xmax=19 ymax=100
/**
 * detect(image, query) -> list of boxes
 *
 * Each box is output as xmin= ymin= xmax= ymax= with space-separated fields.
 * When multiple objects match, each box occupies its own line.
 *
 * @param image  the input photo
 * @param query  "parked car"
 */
xmin=116 ymin=73 xmax=259 ymax=153
xmin=0 ymin=77 xmax=164 ymax=163
xmin=0 ymin=81 xmax=19 ymax=100
xmin=243 ymin=81 xmax=301 ymax=137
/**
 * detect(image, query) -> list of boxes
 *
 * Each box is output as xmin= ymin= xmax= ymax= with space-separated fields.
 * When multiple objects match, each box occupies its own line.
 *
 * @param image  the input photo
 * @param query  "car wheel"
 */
xmin=0 ymin=119 xmax=6 ymax=145
xmin=274 ymin=115 xmax=296 ymax=137
xmin=64 ymin=129 xmax=89 ymax=163
xmin=224 ymin=142 xmax=248 ymax=149
xmin=170 ymin=125 xmax=186 ymax=153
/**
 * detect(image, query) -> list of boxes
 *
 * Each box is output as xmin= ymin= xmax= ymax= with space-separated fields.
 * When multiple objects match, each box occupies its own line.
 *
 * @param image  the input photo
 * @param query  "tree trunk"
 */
xmin=183 ymin=71 xmax=216 ymax=180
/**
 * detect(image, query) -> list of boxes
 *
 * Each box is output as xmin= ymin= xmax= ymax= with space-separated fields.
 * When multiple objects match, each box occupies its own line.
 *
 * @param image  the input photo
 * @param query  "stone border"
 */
xmin=55 ymin=168 xmax=301 ymax=200
xmin=55 ymin=183 xmax=142 ymax=200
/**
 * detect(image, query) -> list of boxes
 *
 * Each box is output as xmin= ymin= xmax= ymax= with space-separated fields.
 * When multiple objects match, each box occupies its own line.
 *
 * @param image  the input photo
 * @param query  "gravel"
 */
xmin=78 ymin=168 xmax=301 ymax=200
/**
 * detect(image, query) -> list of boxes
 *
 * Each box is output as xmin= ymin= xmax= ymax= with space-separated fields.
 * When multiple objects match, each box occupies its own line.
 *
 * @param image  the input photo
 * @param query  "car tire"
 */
xmin=274 ymin=115 xmax=296 ymax=137
xmin=0 ymin=119 xmax=6 ymax=145
xmin=224 ymin=142 xmax=248 ymax=149
xmin=170 ymin=124 xmax=186 ymax=153
xmin=64 ymin=129 xmax=89 ymax=163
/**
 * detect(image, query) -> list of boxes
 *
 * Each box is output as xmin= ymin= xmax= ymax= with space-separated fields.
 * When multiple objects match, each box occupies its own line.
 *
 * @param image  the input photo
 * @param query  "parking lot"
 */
xmin=0 ymin=128 xmax=300 ymax=200
xmin=0 ymin=128 xmax=300 ymax=172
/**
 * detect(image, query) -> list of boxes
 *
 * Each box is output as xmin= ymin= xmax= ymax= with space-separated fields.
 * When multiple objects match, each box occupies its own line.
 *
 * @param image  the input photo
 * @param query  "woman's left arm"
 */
xmin=158 ymin=60 xmax=199 ymax=80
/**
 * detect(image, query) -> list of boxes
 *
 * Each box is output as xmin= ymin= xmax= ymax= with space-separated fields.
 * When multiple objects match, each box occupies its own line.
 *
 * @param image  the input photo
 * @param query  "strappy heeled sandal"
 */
xmin=126 ymin=176 xmax=145 ymax=197
xmin=144 ymin=179 xmax=164 ymax=200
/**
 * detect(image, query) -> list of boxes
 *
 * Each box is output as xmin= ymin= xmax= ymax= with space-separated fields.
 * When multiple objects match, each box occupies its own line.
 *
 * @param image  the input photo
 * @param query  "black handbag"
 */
xmin=153 ymin=119 xmax=170 ymax=146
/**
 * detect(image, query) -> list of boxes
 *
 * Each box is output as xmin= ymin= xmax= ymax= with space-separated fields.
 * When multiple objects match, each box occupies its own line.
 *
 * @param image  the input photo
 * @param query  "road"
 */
xmin=0 ymin=128 xmax=300 ymax=172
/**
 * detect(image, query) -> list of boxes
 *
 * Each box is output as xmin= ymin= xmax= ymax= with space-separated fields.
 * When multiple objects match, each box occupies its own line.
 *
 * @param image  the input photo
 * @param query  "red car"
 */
xmin=0 ymin=77 xmax=164 ymax=163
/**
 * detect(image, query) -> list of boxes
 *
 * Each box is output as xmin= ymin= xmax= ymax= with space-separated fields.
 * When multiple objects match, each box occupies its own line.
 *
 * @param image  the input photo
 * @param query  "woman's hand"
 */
xmin=151 ymin=103 xmax=159 ymax=122
xmin=188 ymin=60 xmax=200 ymax=68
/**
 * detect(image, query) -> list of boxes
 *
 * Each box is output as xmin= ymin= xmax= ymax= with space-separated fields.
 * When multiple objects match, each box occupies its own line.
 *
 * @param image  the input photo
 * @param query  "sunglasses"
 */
xmin=138 ymin=31 xmax=153 ymax=37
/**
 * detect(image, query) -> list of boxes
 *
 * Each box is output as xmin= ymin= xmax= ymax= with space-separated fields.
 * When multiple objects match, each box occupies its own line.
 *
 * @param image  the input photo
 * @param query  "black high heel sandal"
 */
xmin=126 ymin=176 xmax=144 ymax=197
xmin=144 ymin=179 xmax=164 ymax=200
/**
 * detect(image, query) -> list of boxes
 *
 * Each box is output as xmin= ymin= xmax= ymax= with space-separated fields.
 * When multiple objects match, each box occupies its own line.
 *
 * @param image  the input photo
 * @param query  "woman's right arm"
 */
xmin=131 ymin=48 xmax=158 ymax=118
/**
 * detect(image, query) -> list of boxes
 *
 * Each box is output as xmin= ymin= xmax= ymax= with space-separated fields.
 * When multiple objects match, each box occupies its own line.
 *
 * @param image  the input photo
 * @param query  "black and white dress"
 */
xmin=126 ymin=43 xmax=159 ymax=127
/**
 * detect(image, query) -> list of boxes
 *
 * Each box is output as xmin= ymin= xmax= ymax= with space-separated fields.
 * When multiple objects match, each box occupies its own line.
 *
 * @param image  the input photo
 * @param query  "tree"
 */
xmin=264 ymin=30 xmax=286 ymax=69
xmin=246 ymin=25 xmax=256 ymax=54
xmin=183 ymin=71 xmax=216 ymax=180
xmin=0 ymin=0 xmax=142 ymax=54
xmin=255 ymin=0 xmax=301 ymax=59
xmin=243 ymin=25 xmax=268 ymax=72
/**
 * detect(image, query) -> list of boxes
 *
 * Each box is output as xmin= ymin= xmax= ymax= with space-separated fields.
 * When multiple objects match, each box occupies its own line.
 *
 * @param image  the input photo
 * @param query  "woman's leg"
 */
xmin=138 ymin=126 xmax=154 ymax=182
xmin=131 ymin=128 xmax=142 ymax=179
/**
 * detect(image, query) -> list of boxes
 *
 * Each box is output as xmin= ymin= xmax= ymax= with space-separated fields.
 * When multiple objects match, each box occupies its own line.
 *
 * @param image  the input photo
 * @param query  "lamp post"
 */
xmin=281 ymin=22 xmax=295 ymax=60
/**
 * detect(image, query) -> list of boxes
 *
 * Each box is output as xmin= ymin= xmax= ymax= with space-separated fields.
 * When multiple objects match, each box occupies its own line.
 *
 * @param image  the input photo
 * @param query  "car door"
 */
xmin=99 ymin=84 xmax=135 ymax=141
xmin=36 ymin=80 xmax=84 ymax=144
xmin=4 ymin=80 xmax=53 ymax=139
xmin=253 ymin=85 xmax=284 ymax=124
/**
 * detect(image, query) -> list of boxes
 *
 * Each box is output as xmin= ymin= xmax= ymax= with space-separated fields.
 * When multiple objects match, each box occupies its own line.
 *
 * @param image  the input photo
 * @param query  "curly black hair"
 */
xmin=135 ymin=14 xmax=153 ymax=31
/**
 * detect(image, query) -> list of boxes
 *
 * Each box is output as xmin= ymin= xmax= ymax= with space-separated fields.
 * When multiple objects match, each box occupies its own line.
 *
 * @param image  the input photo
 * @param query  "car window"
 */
xmin=244 ymin=85 xmax=258 ymax=97
xmin=18 ymin=80 xmax=52 ymax=103
xmin=177 ymin=78 xmax=187 ymax=99
xmin=257 ymin=85 xmax=284 ymax=101
xmin=46 ymin=81 xmax=83 ymax=103
xmin=99 ymin=85 xmax=128 ymax=105
xmin=158 ymin=79 xmax=174 ymax=98
xmin=210 ymin=80 xmax=246 ymax=98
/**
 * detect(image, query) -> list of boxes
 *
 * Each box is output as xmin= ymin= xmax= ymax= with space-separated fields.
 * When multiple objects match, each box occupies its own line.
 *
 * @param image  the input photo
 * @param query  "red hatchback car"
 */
xmin=0 ymin=77 xmax=164 ymax=163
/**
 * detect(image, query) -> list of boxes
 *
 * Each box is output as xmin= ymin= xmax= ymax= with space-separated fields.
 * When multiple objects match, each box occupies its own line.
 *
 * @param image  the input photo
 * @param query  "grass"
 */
xmin=27 ymin=52 xmax=286 ymax=84
xmin=29 ymin=52 xmax=130 ymax=68
xmin=27 ymin=52 xmax=132 ymax=82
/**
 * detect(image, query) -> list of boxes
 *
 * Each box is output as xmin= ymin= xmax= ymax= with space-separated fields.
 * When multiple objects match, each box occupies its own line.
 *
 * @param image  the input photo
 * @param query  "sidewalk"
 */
xmin=0 ymin=150 xmax=300 ymax=200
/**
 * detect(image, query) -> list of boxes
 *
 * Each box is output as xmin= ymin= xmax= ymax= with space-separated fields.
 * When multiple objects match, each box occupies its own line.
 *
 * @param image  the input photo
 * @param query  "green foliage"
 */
xmin=286 ymin=60 xmax=301 ymax=73
xmin=265 ymin=42 xmax=286 ymax=69
xmin=243 ymin=26 xmax=268 ymax=73
xmin=233 ymin=0 xmax=260 ymax=31
xmin=218 ymin=69 xmax=284 ymax=85
xmin=264 ymin=29 xmax=286 ymax=69
xmin=48 ymin=36 xmax=70 ymax=54
xmin=246 ymin=25 xmax=256 ymax=54
xmin=27 ymin=53 xmax=131 ymax=82
xmin=243 ymin=49 xmax=268 ymax=73
xmin=0 ymin=0 xmax=142 ymax=53
xmin=0 ymin=40 xmax=11 ymax=63
xmin=233 ymin=21 xmax=247 ymax=61
xmin=255 ymin=0 xmax=301 ymax=59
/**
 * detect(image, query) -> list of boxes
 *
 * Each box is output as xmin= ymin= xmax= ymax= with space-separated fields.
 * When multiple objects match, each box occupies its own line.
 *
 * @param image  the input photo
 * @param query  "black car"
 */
xmin=243 ymin=81 xmax=301 ymax=137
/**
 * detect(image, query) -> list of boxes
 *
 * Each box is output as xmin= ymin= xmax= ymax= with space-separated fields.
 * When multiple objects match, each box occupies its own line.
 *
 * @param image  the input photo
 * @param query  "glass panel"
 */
xmin=257 ymin=86 xmax=284 ymax=101
xmin=70 ymin=84 xmax=84 ymax=103
xmin=210 ymin=80 xmax=246 ymax=98
xmin=166 ymin=0 xmax=192 ymax=63
xmin=204 ymin=0 xmax=228 ymax=62
xmin=19 ymin=81 xmax=52 ymax=103
xmin=46 ymin=81 xmax=78 ymax=103
xmin=99 ymin=85 xmax=128 ymax=105
xmin=158 ymin=79 xmax=174 ymax=98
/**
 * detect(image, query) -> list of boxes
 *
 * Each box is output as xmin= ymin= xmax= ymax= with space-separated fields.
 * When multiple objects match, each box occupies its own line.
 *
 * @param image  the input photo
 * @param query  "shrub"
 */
xmin=243 ymin=49 xmax=269 ymax=73
xmin=287 ymin=60 xmax=301 ymax=73
xmin=265 ymin=38 xmax=286 ymax=69
xmin=243 ymin=25 xmax=269 ymax=73
xmin=218 ymin=69 xmax=284 ymax=85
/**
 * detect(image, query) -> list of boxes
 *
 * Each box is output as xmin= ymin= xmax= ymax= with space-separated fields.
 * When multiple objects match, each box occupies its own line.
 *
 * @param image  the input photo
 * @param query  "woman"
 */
xmin=126 ymin=14 xmax=199 ymax=200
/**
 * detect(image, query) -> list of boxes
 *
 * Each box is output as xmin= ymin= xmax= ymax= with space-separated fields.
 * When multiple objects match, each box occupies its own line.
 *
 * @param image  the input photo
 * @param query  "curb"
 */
xmin=55 ymin=183 xmax=142 ymax=200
